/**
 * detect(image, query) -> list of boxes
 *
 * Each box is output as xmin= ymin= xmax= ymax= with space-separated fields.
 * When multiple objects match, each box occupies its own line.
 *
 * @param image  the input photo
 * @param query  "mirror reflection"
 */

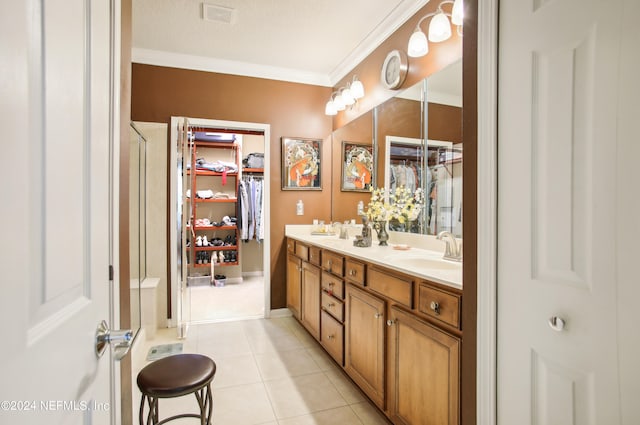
xmin=129 ymin=122 xmax=147 ymax=338
xmin=330 ymin=110 xmax=374 ymax=223
xmin=377 ymin=58 xmax=462 ymax=237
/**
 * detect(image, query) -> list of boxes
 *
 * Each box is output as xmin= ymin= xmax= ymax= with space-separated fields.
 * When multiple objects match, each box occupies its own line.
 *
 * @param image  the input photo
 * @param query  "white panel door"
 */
xmin=497 ymin=0 xmax=636 ymax=423
xmin=0 ymin=0 xmax=118 ymax=424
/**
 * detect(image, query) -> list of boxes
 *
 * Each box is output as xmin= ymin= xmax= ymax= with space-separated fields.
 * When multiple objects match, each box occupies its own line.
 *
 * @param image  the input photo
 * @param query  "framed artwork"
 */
xmin=281 ymin=137 xmax=322 ymax=190
xmin=341 ymin=142 xmax=373 ymax=192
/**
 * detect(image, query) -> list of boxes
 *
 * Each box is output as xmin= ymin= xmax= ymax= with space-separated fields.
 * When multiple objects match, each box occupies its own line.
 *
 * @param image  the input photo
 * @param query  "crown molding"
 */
xmin=328 ymin=0 xmax=429 ymax=85
xmin=132 ymin=48 xmax=333 ymax=86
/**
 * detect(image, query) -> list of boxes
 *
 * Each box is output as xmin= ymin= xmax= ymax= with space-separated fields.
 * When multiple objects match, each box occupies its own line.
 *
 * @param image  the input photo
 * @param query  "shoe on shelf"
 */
xmin=218 ymin=251 xmax=225 ymax=263
xmin=196 ymin=236 xmax=203 ymax=247
xmin=202 ymin=235 xmax=209 ymax=246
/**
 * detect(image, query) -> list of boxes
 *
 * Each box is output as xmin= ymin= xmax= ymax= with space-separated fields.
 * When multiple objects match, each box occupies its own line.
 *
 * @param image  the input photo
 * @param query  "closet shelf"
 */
xmin=243 ymin=168 xmax=264 ymax=173
xmin=187 ymin=198 xmax=238 ymax=204
xmin=193 ymin=262 xmax=238 ymax=268
xmin=187 ymin=170 xmax=239 ymax=177
xmin=194 ymin=245 xmax=238 ymax=251
xmin=188 ymin=225 xmax=237 ymax=231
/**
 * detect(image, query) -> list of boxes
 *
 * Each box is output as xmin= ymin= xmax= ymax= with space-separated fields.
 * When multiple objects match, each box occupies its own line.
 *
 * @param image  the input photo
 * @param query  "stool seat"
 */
xmin=137 ymin=354 xmax=216 ymax=425
xmin=137 ymin=354 xmax=216 ymax=398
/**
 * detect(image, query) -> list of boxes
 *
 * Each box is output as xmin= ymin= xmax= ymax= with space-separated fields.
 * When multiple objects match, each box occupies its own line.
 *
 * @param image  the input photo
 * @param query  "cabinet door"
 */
xmin=286 ymin=254 xmax=301 ymax=319
xmin=301 ymin=262 xmax=321 ymax=340
xmin=388 ymin=306 xmax=460 ymax=425
xmin=345 ymin=284 xmax=386 ymax=408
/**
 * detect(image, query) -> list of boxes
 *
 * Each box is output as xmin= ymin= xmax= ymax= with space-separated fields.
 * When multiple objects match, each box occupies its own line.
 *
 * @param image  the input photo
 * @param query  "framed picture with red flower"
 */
xmin=341 ymin=141 xmax=373 ymax=192
xmin=281 ymin=137 xmax=322 ymax=190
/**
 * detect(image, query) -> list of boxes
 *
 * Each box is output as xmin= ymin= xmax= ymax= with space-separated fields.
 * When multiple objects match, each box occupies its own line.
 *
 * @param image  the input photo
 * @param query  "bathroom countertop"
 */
xmin=285 ymin=225 xmax=462 ymax=290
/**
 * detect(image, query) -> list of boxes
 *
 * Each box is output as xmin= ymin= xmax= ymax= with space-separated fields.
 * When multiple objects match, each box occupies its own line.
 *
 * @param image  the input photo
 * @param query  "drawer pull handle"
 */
xmin=328 ymin=260 xmax=333 ymax=267
xmin=328 ymin=282 xmax=334 ymax=287
xmin=374 ymin=313 xmax=383 ymax=319
xmin=430 ymin=301 xmax=441 ymax=315
xmin=386 ymin=319 xmax=396 ymax=327
xmin=328 ymin=334 xmax=335 ymax=340
xmin=349 ymin=269 xmax=356 ymax=276
xmin=328 ymin=302 xmax=335 ymax=307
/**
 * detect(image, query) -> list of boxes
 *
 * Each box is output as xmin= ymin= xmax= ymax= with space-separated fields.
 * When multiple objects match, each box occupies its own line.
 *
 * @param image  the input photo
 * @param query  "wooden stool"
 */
xmin=137 ymin=354 xmax=216 ymax=425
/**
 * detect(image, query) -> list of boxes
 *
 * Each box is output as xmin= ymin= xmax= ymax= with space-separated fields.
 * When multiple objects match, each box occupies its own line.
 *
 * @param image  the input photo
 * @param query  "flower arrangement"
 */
xmin=365 ymin=186 xmax=424 ymax=224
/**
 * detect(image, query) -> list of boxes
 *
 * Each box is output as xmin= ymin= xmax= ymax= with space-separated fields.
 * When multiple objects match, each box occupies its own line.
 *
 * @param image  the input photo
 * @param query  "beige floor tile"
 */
xmin=278 ymin=406 xmax=364 ymax=425
xmin=246 ymin=330 xmax=307 ymax=354
xmin=254 ymin=347 xmax=321 ymax=381
xmin=212 ymin=382 xmax=276 ymax=425
xmin=305 ymin=344 xmax=340 ymax=372
xmin=264 ymin=372 xmax=348 ymax=419
xmin=198 ymin=329 xmax=253 ymax=358
xmin=350 ymin=401 xmax=391 ymax=424
xmin=324 ymin=368 xmax=367 ymax=404
xmin=189 ymin=276 xmax=265 ymax=323
xmin=211 ymin=353 xmax=262 ymax=389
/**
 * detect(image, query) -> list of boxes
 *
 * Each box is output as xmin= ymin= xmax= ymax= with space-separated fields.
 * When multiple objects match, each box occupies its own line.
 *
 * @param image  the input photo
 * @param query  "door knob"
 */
xmin=548 ymin=316 xmax=566 ymax=332
xmin=95 ymin=320 xmax=133 ymax=360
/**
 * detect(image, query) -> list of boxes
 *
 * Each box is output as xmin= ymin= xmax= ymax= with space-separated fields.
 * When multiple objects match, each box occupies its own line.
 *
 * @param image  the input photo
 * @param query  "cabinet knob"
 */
xmin=328 ymin=260 xmax=333 ymax=267
xmin=386 ymin=319 xmax=396 ymax=327
xmin=349 ymin=269 xmax=356 ymax=276
xmin=374 ymin=313 xmax=383 ymax=319
xmin=328 ymin=302 xmax=335 ymax=307
xmin=328 ymin=282 xmax=334 ymax=287
xmin=430 ymin=301 xmax=441 ymax=315
xmin=548 ymin=316 xmax=566 ymax=332
xmin=328 ymin=334 xmax=335 ymax=340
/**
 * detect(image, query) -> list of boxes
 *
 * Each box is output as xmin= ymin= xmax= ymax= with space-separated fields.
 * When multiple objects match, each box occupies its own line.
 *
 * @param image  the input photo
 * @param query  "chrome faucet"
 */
xmin=437 ymin=231 xmax=462 ymax=262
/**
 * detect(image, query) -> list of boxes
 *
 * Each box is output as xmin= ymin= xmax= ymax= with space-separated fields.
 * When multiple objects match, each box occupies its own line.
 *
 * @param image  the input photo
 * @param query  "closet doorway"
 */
xmin=169 ymin=117 xmax=271 ymax=335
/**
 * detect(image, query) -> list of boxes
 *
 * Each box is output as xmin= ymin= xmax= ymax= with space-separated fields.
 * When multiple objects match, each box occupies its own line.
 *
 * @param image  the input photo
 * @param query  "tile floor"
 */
xmin=132 ymin=316 xmax=391 ymax=424
xmin=187 ymin=275 xmax=265 ymax=323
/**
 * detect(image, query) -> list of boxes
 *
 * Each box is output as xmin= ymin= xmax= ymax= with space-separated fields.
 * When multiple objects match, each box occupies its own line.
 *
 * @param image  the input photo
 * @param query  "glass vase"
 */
xmin=374 ymin=220 xmax=389 ymax=246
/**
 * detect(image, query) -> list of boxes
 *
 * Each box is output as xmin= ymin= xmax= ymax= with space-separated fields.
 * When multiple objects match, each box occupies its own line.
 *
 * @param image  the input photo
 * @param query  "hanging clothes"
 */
xmin=239 ymin=176 xmax=265 ymax=242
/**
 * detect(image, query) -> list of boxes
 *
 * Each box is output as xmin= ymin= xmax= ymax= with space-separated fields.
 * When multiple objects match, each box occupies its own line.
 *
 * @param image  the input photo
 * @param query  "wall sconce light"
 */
xmin=407 ymin=0 xmax=463 ymax=58
xmin=325 ymin=76 xmax=365 ymax=116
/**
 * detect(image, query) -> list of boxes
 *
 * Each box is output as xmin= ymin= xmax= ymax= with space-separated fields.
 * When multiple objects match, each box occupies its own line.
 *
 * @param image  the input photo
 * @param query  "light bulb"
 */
xmin=342 ymin=87 xmax=355 ymax=106
xmin=408 ymin=29 xmax=429 ymax=57
xmin=325 ymin=99 xmax=337 ymax=116
xmin=428 ymin=12 xmax=452 ymax=42
xmin=350 ymin=79 xmax=364 ymax=99
xmin=451 ymin=0 xmax=463 ymax=26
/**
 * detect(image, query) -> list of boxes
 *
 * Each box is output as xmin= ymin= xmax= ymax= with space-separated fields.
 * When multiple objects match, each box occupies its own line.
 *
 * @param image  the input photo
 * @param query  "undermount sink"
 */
xmin=391 ymin=256 xmax=461 ymax=271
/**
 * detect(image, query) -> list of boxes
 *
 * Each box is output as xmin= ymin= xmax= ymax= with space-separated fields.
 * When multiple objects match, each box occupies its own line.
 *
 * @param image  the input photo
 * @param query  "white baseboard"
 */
xmin=242 ymin=271 xmax=264 ymax=278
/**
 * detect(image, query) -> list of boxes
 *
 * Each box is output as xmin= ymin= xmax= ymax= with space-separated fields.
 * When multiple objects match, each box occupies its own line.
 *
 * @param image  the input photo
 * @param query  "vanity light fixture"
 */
xmin=407 ymin=0 xmax=463 ymax=58
xmin=324 ymin=76 xmax=365 ymax=116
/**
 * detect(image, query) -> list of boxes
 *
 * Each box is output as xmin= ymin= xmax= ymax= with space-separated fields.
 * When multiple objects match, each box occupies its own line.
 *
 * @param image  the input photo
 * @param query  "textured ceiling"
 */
xmin=132 ymin=0 xmax=429 ymax=86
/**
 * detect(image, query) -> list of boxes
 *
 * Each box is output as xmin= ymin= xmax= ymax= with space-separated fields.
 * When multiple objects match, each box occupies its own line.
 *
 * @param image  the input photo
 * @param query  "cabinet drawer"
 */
xmin=344 ymin=259 xmax=365 ymax=286
xmin=321 ymin=271 xmax=344 ymax=299
xmin=321 ymin=291 xmax=344 ymax=322
xmin=295 ymin=242 xmax=309 ymax=261
xmin=367 ymin=267 xmax=413 ymax=308
xmin=309 ymin=246 xmax=321 ymax=266
xmin=321 ymin=310 xmax=344 ymax=366
xmin=418 ymin=284 xmax=461 ymax=329
xmin=322 ymin=251 xmax=344 ymax=277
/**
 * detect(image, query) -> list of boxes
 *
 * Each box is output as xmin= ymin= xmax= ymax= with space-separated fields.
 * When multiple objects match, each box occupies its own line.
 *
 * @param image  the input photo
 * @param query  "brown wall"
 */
xmin=131 ymin=65 xmax=332 ymax=309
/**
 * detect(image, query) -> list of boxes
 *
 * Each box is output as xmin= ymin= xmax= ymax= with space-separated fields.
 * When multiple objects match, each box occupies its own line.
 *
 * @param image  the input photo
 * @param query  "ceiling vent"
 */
xmin=202 ymin=3 xmax=237 ymax=24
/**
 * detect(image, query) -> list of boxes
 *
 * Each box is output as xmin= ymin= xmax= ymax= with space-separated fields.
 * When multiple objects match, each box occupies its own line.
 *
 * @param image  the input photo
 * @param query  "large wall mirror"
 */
xmin=330 ymin=110 xmax=374 ymax=223
xmin=377 ymin=58 xmax=462 ymax=237
xmin=129 ymin=122 xmax=147 ymax=339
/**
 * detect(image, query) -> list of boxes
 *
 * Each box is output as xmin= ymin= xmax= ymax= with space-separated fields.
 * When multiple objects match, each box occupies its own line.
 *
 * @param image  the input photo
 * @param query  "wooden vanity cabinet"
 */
xmin=345 ymin=283 xmax=386 ymax=409
xmin=300 ymin=261 xmax=321 ymax=339
xmin=286 ymin=252 xmax=301 ymax=319
xmin=387 ymin=305 xmax=460 ymax=425
xmin=286 ymin=237 xmax=462 ymax=425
